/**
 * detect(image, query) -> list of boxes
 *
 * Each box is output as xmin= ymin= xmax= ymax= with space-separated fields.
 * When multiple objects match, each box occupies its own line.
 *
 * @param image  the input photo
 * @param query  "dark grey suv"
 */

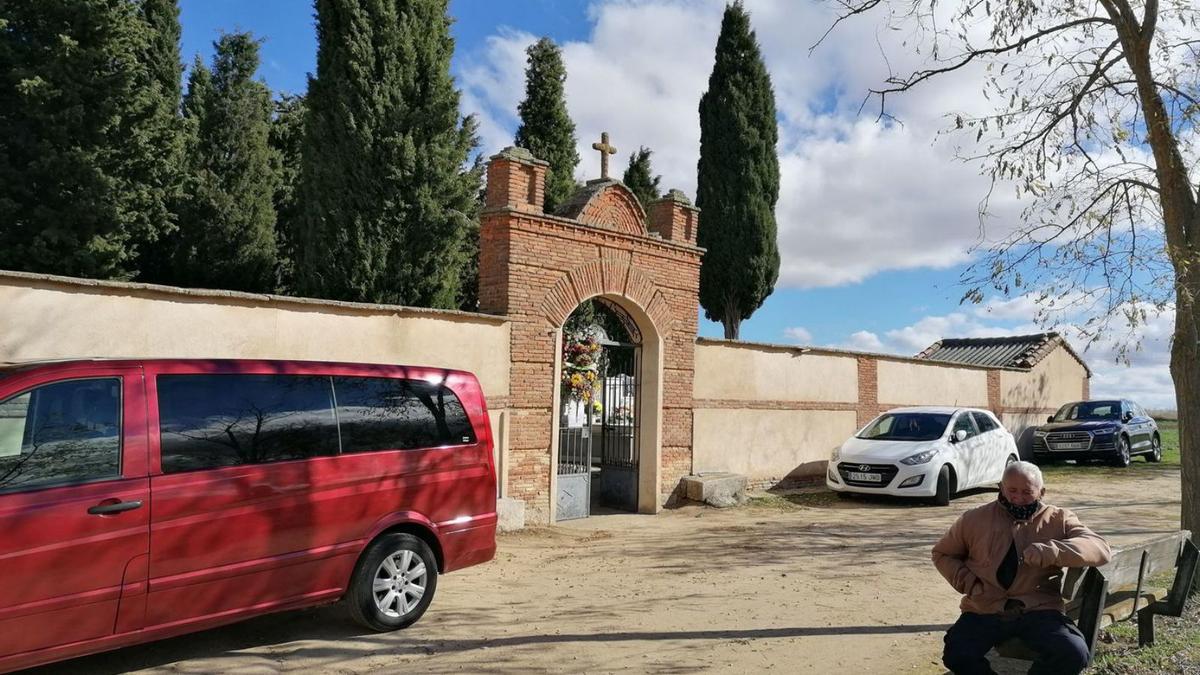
xmin=1031 ymin=399 xmax=1161 ymax=467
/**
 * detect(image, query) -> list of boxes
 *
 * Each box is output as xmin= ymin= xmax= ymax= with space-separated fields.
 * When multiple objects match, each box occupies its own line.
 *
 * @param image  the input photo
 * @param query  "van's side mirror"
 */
xmin=1046 ymin=415 xmax=1055 ymax=423
xmin=953 ymin=429 xmax=968 ymax=443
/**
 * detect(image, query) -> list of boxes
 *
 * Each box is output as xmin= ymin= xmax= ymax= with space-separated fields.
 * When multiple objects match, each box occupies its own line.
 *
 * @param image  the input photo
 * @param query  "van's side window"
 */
xmin=333 ymin=377 xmax=476 ymax=453
xmin=158 ymin=375 xmax=338 ymax=474
xmin=0 ymin=378 xmax=121 ymax=493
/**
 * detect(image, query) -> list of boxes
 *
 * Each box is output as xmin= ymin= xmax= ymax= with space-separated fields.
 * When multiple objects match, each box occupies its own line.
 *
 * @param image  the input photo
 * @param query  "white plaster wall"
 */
xmin=693 ymin=343 xmax=857 ymax=402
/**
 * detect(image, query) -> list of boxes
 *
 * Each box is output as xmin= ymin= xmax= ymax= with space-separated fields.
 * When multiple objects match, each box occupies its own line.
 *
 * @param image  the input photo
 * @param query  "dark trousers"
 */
xmin=942 ymin=610 xmax=1090 ymax=675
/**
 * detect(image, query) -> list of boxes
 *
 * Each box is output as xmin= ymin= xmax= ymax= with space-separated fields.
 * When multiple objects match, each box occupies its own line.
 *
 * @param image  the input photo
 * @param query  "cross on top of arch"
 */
xmin=591 ymin=132 xmax=617 ymax=179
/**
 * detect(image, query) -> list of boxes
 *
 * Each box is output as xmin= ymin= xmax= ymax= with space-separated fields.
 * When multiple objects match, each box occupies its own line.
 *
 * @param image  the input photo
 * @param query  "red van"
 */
xmin=0 ymin=358 xmax=497 ymax=672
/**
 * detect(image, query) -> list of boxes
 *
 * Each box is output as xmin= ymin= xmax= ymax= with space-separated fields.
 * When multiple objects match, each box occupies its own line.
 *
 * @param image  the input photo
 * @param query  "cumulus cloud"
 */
xmin=456 ymin=0 xmax=1020 ymax=289
xmin=783 ymin=326 xmax=812 ymax=343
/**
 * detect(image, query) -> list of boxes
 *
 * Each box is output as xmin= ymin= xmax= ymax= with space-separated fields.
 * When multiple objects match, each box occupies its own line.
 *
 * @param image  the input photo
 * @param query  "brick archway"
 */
xmin=478 ymin=146 xmax=703 ymax=524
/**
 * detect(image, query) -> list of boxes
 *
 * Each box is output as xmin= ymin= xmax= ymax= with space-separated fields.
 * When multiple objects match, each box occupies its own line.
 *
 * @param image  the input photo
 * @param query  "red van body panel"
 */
xmin=0 ymin=359 xmax=496 ymax=673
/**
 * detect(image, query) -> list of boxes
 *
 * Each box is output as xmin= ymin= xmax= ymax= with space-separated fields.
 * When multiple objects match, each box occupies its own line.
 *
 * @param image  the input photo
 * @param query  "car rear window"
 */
xmin=333 ymin=376 xmax=476 ymax=453
xmin=857 ymin=413 xmax=951 ymax=442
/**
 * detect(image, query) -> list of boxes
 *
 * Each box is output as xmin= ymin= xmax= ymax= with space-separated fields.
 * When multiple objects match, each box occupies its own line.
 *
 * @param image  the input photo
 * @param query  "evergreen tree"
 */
xmin=695 ymin=2 xmax=780 ymax=340
xmin=295 ymin=0 xmax=482 ymax=308
xmin=170 ymin=34 xmax=278 ymax=292
xmin=269 ymin=94 xmax=306 ymax=292
xmin=133 ymin=0 xmax=187 ymax=284
xmin=514 ymin=37 xmax=579 ymax=212
xmin=0 ymin=0 xmax=179 ymax=279
xmin=622 ymin=146 xmax=662 ymax=214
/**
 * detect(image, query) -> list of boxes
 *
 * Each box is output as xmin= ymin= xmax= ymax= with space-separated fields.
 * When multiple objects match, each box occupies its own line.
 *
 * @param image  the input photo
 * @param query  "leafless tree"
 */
xmin=819 ymin=0 xmax=1200 ymax=560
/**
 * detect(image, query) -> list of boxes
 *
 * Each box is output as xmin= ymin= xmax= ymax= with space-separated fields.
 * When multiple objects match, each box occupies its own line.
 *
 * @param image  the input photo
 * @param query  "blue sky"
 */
xmin=177 ymin=0 xmax=1179 ymax=409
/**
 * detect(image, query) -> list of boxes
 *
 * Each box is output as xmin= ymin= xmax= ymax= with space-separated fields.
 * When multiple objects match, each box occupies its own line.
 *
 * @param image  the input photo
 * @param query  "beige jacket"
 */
xmin=932 ymin=500 xmax=1112 ymax=614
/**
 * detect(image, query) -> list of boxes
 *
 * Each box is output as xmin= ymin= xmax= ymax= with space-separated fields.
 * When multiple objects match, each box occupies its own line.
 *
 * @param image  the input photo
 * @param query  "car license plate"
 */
xmin=1054 ymin=442 xmax=1087 ymax=450
xmin=848 ymin=471 xmax=881 ymax=482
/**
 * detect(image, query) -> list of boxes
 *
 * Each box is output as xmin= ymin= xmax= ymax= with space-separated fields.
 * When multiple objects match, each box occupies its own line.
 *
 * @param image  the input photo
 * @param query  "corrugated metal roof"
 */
xmin=915 ymin=332 xmax=1089 ymax=375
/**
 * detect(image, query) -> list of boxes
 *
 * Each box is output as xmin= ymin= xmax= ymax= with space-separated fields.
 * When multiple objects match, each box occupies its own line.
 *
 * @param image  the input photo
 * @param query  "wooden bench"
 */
xmin=995 ymin=530 xmax=1198 ymax=665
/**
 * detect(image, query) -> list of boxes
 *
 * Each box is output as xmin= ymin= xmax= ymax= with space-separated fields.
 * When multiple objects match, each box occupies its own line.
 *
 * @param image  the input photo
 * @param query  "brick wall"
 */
xmin=479 ymin=147 xmax=703 ymax=523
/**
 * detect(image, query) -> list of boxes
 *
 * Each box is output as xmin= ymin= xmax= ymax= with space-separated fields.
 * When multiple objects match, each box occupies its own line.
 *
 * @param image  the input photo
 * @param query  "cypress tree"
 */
xmin=514 ymin=37 xmax=579 ymax=213
xmin=622 ymin=146 xmax=662 ymax=214
xmin=269 ymin=94 xmax=306 ymax=292
xmin=295 ymin=0 xmax=482 ymax=308
xmin=695 ymin=2 xmax=780 ymax=340
xmin=170 ymin=34 xmax=278 ymax=292
xmin=0 ymin=0 xmax=178 ymax=279
xmin=133 ymin=0 xmax=187 ymax=284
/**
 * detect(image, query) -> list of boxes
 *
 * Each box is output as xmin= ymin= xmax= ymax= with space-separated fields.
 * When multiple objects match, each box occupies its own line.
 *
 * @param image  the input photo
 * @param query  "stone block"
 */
xmin=681 ymin=472 xmax=747 ymax=508
xmin=497 ymin=496 xmax=526 ymax=532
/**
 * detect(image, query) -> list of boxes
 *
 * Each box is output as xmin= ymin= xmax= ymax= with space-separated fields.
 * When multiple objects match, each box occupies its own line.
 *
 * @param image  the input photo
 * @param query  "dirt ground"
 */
xmin=33 ymin=467 xmax=1182 ymax=675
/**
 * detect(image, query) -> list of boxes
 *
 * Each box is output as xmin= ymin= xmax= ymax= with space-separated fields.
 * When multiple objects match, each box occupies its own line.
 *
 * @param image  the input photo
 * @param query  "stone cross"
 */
xmin=591 ymin=132 xmax=617 ymax=179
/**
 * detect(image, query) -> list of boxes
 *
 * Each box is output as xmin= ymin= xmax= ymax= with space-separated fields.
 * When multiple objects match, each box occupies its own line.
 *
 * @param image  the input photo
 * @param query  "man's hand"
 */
xmin=1021 ymin=543 xmax=1056 ymax=567
xmin=968 ymin=579 xmax=985 ymax=597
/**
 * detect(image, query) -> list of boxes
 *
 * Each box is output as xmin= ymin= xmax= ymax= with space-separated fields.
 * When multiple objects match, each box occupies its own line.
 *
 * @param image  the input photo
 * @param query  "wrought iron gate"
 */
xmin=556 ymin=342 xmax=641 ymax=520
xmin=595 ymin=344 xmax=640 ymax=512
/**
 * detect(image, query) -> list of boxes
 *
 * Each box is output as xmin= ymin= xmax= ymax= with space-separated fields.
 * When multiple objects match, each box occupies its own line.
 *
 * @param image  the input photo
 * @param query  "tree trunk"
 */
xmin=1171 ymin=253 xmax=1200 ymax=592
xmin=722 ymin=305 xmax=741 ymax=340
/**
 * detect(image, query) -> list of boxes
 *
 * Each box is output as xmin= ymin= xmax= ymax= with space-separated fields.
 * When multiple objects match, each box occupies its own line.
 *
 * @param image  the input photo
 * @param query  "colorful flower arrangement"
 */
xmin=561 ymin=331 xmax=601 ymax=404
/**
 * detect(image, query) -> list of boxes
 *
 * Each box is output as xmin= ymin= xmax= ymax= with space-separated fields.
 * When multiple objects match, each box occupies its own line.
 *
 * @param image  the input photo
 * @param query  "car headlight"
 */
xmin=831 ymin=446 xmax=841 ymax=462
xmin=1033 ymin=429 xmax=1049 ymax=438
xmin=900 ymin=448 xmax=939 ymax=465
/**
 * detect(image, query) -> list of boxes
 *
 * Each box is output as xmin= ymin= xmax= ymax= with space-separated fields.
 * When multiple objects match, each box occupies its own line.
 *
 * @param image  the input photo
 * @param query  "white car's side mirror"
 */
xmin=954 ymin=429 xmax=968 ymax=443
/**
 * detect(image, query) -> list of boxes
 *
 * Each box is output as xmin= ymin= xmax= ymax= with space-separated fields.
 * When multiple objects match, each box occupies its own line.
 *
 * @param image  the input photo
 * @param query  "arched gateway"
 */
xmin=478 ymin=142 xmax=703 ymax=524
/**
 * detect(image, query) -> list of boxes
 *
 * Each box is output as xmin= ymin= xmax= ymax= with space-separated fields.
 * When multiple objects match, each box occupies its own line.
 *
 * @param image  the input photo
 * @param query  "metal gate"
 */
xmin=556 ymin=342 xmax=641 ymax=520
xmin=595 ymin=344 xmax=640 ymax=512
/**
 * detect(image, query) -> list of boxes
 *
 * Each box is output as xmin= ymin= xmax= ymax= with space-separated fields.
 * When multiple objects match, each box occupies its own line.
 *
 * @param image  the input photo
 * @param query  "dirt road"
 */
xmin=34 ymin=466 xmax=1181 ymax=674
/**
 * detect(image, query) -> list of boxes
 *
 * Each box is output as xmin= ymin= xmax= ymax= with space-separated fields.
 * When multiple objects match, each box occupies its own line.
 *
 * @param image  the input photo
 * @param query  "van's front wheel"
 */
xmin=347 ymin=533 xmax=438 ymax=631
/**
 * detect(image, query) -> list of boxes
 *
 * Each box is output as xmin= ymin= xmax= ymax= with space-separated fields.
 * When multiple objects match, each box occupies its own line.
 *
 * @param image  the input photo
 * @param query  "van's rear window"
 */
xmin=333 ymin=376 xmax=476 ymax=453
xmin=157 ymin=373 xmax=477 ymax=473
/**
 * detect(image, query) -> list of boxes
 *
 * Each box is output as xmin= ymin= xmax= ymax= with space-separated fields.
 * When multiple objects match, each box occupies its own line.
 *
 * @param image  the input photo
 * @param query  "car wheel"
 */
xmin=1110 ymin=435 xmax=1131 ymax=468
xmin=933 ymin=466 xmax=954 ymax=506
xmin=1146 ymin=434 xmax=1162 ymax=463
xmin=346 ymin=533 xmax=438 ymax=632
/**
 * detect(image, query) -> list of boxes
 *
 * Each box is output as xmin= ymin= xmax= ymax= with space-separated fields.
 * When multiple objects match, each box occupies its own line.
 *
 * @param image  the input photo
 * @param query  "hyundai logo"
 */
xmin=858 ymin=464 xmax=871 ymax=472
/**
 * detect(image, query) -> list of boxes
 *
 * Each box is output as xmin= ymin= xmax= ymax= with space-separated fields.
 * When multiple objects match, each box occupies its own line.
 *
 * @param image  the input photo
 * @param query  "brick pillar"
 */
xmin=986 ymin=370 xmax=1002 ymax=414
xmin=484 ymin=146 xmax=548 ymax=214
xmin=647 ymin=189 xmax=699 ymax=246
xmin=856 ymin=356 xmax=879 ymax=428
xmin=1082 ymin=376 xmax=1090 ymax=400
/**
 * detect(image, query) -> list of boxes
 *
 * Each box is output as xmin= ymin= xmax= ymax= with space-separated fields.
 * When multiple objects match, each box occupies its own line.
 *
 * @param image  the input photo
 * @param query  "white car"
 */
xmin=826 ymin=407 xmax=1019 ymax=505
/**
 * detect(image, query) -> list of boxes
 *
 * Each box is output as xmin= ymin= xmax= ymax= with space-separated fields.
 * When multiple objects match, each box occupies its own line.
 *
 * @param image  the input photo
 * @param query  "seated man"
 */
xmin=932 ymin=461 xmax=1112 ymax=675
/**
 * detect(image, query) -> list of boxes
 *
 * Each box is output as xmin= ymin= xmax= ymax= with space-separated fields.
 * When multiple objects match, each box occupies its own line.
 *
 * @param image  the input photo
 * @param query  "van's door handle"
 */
xmin=87 ymin=499 xmax=144 ymax=515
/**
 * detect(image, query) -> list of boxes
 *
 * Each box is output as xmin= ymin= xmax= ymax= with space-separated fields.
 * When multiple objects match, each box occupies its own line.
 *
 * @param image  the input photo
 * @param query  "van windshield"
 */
xmin=857 ymin=413 xmax=951 ymax=442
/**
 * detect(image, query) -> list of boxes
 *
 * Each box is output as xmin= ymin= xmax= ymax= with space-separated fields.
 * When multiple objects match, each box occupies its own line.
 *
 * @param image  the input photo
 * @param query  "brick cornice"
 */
xmin=482 ymin=208 xmax=705 ymax=261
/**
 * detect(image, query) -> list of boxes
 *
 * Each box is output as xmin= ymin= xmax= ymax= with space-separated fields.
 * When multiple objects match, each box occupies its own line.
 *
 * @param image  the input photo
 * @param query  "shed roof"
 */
xmin=915 ymin=332 xmax=1091 ymax=376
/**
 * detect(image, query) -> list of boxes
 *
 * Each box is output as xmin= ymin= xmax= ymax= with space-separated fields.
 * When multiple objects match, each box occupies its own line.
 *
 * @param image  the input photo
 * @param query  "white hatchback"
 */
xmin=825 ymin=407 xmax=1018 ymax=505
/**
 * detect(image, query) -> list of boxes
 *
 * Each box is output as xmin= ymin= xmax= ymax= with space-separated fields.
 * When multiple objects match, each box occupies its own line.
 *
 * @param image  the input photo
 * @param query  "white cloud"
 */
xmin=783 ymin=326 xmax=812 ymax=343
xmin=844 ymin=330 xmax=884 ymax=352
xmin=456 ymin=0 xmax=1021 ymax=289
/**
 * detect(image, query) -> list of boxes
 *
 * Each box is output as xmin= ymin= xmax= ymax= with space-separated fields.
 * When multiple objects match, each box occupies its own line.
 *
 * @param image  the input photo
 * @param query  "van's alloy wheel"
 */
xmin=347 ymin=533 xmax=438 ymax=631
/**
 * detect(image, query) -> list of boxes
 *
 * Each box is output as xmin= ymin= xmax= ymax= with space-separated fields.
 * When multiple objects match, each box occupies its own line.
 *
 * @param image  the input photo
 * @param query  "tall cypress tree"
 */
xmin=514 ymin=37 xmax=579 ymax=213
xmin=622 ymin=146 xmax=662 ymax=214
xmin=695 ymin=2 xmax=780 ymax=340
xmin=0 ymin=0 xmax=178 ymax=279
xmin=269 ymin=94 xmax=306 ymax=292
xmin=169 ymin=34 xmax=278 ymax=292
xmin=133 ymin=0 xmax=187 ymax=284
xmin=295 ymin=0 xmax=482 ymax=308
